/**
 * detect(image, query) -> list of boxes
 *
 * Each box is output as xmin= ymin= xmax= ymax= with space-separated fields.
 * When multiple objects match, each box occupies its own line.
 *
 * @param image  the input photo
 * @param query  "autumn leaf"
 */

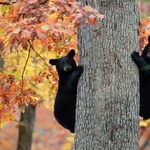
xmin=41 ymin=25 xmax=49 ymax=31
xmin=96 ymin=14 xmax=104 ymax=19
xmin=28 ymin=0 xmax=38 ymax=4
xmin=21 ymin=30 xmax=32 ymax=39
xmin=89 ymin=14 xmax=96 ymax=25
xmin=83 ymin=5 xmax=94 ymax=12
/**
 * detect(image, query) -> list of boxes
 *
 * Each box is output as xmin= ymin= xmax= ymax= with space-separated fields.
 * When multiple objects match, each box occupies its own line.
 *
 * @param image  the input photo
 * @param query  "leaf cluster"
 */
xmin=0 ymin=74 xmax=37 ymax=122
xmin=0 ymin=0 xmax=103 ymax=52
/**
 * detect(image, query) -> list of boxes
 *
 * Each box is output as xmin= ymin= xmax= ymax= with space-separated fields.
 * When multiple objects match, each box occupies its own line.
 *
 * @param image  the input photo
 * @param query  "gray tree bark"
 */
xmin=74 ymin=0 xmax=139 ymax=149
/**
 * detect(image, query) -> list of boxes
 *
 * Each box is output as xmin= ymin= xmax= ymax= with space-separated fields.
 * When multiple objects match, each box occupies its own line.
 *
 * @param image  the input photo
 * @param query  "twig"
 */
xmin=21 ymin=44 xmax=31 ymax=94
xmin=28 ymin=40 xmax=58 ymax=81
xmin=39 ymin=0 xmax=49 ymax=5
xmin=0 ymin=2 xmax=10 ymax=5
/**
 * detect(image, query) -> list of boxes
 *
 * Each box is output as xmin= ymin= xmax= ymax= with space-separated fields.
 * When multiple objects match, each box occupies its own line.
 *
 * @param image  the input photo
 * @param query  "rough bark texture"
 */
xmin=74 ymin=0 xmax=139 ymax=149
xmin=17 ymin=104 xmax=36 ymax=150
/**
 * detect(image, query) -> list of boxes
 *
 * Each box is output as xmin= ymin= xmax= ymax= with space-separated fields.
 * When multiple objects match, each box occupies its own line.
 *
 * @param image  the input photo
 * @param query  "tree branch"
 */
xmin=21 ymin=44 xmax=31 ymax=94
xmin=28 ymin=40 xmax=58 ymax=81
xmin=0 ymin=2 xmax=10 ymax=5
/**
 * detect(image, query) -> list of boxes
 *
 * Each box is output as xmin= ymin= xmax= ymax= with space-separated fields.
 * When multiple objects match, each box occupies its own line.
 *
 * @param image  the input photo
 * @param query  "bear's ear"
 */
xmin=49 ymin=59 xmax=58 ymax=65
xmin=68 ymin=49 xmax=75 ymax=57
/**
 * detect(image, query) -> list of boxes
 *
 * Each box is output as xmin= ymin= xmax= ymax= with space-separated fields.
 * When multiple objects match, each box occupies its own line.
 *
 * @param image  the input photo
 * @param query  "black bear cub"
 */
xmin=49 ymin=49 xmax=83 ymax=133
xmin=131 ymin=36 xmax=150 ymax=120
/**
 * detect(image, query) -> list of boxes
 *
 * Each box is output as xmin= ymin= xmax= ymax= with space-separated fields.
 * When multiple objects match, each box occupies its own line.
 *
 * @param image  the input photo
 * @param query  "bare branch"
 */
xmin=28 ymin=40 xmax=58 ymax=81
xmin=21 ymin=44 xmax=31 ymax=94
xmin=0 ymin=2 xmax=10 ymax=5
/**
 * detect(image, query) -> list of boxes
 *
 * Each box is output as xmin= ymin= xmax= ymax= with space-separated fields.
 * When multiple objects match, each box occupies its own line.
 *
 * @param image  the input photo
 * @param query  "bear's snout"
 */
xmin=64 ymin=65 xmax=72 ymax=72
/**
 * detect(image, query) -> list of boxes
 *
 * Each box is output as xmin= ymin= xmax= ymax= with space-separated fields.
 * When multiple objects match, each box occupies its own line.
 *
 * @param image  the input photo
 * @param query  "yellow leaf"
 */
xmin=62 ymin=143 xmax=72 ymax=150
xmin=140 ymin=121 xmax=148 ymax=127
xmin=67 ymin=136 xmax=74 ymax=142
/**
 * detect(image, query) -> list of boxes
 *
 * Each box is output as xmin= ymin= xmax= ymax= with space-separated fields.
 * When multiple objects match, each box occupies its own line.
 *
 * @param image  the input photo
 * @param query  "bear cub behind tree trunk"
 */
xmin=131 ymin=36 xmax=150 ymax=120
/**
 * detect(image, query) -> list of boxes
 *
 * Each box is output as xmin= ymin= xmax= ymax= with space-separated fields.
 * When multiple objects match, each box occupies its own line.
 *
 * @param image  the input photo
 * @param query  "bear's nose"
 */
xmin=64 ymin=65 xmax=71 ymax=72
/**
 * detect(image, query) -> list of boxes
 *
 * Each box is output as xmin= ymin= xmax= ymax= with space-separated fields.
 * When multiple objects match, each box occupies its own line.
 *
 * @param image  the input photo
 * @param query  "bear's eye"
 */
xmin=61 ymin=62 xmax=65 ymax=67
xmin=146 ymin=52 xmax=150 ymax=59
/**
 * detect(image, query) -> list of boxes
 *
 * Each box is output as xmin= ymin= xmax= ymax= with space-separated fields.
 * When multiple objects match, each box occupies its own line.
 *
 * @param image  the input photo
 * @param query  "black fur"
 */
xmin=49 ymin=49 xmax=83 ymax=132
xmin=131 ymin=36 xmax=150 ymax=119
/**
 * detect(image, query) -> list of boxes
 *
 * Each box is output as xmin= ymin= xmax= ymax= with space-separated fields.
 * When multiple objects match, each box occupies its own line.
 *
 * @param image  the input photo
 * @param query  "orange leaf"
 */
xmin=89 ymin=14 xmax=96 ymax=25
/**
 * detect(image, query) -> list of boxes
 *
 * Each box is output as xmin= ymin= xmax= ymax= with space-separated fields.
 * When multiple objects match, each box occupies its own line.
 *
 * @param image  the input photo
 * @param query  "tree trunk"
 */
xmin=17 ymin=104 xmax=36 ymax=150
xmin=74 ymin=0 xmax=139 ymax=149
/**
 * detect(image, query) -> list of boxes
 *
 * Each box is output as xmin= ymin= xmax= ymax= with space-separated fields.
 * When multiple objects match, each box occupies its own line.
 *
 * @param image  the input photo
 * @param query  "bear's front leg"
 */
xmin=67 ymin=66 xmax=83 ymax=89
xmin=76 ymin=65 xmax=84 ymax=75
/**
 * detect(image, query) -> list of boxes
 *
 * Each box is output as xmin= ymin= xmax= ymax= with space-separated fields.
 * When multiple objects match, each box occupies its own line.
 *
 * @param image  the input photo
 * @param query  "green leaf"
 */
xmin=39 ymin=49 xmax=44 ymax=55
xmin=10 ymin=115 xmax=14 ymax=119
xmin=34 ymin=94 xmax=41 ymax=98
xmin=68 ymin=36 xmax=72 ymax=40
xmin=51 ymin=49 xmax=57 ymax=54
xmin=2 ymin=5 xmax=11 ymax=13
xmin=7 ymin=115 xmax=14 ymax=122
xmin=58 ymin=41 xmax=61 ymax=47
xmin=14 ymin=2 xmax=21 ymax=8
xmin=41 ymin=25 xmax=49 ymax=30
xmin=39 ymin=47 xmax=46 ymax=55
xmin=0 ymin=28 xmax=4 ymax=35
xmin=0 ymin=104 xmax=2 ymax=108
xmin=28 ymin=17 xmax=36 ymax=21
xmin=55 ymin=55 xmax=60 ymax=59
xmin=13 ymin=28 xmax=20 ymax=33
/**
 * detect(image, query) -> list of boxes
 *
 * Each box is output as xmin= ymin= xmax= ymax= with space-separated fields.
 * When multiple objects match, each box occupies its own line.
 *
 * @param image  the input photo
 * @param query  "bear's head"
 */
xmin=141 ymin=36 xmax=150 ymax=63
xmin=49 ymin=49 xmax=77 ymax=75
